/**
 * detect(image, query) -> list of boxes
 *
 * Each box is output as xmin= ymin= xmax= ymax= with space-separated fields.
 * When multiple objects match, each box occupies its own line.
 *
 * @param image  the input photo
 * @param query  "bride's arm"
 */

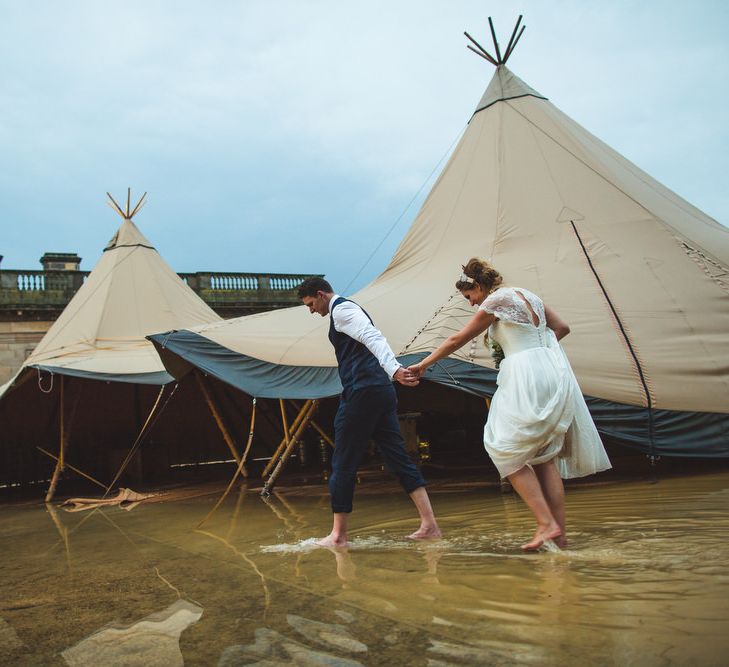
xmin=408 ymin=310 xmax=495 ymax=376
xmin=544 ymin=305 xmax=570 ymax=341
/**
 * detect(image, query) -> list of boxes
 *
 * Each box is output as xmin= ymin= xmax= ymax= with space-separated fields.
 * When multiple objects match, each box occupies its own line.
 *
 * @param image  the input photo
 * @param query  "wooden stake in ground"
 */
xmin=196 ymin=372 xmax=242 ymax=465
xmin=261 ymin=400 xmax=317 ymax=497
xmin=45 ymin=376 xmax=65 ymax=502
xmin=103 ymin=383 xmax=168 ymax=497
xmin=45 ymin=376 xmax=81 ymax=502
xmin=288 ymin=399 xmax=334 ymax=448
xmin=37 ymin=447 xmax=106 ymax=491
xmin=262 ymin=399 xmax=313 ymax=478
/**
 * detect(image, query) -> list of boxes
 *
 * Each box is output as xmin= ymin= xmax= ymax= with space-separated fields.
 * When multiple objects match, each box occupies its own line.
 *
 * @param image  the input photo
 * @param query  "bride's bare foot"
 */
xmin=521 ymin=524 xmax=562 ymax=551
xmin=407 ymin=524 xmax=442 ymax=540
xmin=553 ymin=534 xmax=568 ymax=549
xmin=315 ymin=533 xmax=348 ymax=549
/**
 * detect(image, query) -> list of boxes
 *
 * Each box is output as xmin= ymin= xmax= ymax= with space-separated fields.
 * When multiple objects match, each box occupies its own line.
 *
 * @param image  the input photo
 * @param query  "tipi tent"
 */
xmin=1 ymin=193 xmax=221 ymax=388
xmin=0 ymin=192 xmax=231 ymax=496
xmin=150 ymin=23 xmax=729 ymax=458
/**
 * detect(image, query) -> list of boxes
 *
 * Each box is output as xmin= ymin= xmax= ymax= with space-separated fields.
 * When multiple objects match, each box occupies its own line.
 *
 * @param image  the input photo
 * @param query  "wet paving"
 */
xmin=1 ymin=472 xmax=728 ymax=666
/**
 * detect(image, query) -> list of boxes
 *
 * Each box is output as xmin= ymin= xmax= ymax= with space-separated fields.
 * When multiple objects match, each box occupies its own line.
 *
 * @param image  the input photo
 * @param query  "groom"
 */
xmin=297 ymin=277 xmax=441 ymax=547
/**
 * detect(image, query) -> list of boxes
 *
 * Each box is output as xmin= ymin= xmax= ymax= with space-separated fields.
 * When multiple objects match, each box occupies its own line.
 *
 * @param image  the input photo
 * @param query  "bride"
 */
xmin=408 ymin=258 xmax=611 ymax=550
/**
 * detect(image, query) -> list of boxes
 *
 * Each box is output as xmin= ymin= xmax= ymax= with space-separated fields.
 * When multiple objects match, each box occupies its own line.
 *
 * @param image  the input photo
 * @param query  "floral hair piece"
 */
xmin=459 ymin=273 xmax=475 ymax=285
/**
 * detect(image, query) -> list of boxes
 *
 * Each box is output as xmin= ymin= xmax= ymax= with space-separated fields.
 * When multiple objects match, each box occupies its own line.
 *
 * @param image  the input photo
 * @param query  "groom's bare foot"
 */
xmin=521 ymin=524 xmax=562 ymax=551
xmin=315 ymin=533 xmax=348 ymax=549
xmin=407 ymin=524 xmax=442 ymax=540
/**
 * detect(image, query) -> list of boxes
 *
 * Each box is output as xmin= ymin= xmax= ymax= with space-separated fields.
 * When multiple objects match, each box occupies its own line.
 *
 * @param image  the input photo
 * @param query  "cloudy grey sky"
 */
xmin=1 ymin=1 xmax=727 ymax=292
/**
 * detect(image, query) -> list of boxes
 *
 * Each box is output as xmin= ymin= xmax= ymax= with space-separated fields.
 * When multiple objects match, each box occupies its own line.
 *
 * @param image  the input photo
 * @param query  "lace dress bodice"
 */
xmin=479 ymin=287 xmax=548 ymax=358
xmin=476 ymin=287 xmax=611 ymax=480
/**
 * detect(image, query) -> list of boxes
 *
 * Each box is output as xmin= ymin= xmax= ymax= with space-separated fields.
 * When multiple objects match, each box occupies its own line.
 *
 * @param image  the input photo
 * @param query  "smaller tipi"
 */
xmin=0 ymin=191 xmax=223 ymax=497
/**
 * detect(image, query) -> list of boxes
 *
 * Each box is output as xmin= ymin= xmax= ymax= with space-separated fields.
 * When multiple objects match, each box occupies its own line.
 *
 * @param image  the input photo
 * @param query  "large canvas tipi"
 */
xmin=0 ymin=192 xmax=225 ymax=495
xmin=150 ymin=23 xmax=729 ymax=458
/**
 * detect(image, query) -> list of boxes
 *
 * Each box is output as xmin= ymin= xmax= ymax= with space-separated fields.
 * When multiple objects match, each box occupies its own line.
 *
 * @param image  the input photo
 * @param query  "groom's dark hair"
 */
xmin=297 ymin=276 xmax=334 ymax=299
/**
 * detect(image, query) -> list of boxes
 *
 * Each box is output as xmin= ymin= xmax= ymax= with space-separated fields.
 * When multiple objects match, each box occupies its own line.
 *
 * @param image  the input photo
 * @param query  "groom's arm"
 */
xmin=332 ymin=301 xmax=401 ymax=379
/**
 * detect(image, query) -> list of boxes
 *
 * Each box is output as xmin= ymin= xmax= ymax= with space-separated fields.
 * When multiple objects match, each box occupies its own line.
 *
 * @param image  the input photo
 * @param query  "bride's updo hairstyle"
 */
xmin=455 ymin=258 xmax=503 ymax=295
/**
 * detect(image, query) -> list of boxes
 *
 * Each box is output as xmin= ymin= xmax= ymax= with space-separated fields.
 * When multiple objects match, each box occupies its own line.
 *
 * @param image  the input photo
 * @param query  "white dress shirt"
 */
xmin=329 ymin=295 xmax=401 ymax=380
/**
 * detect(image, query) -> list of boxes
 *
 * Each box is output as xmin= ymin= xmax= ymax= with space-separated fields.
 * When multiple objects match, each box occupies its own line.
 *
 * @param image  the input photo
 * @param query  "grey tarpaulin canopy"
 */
xmin=149 ymin=25 xmax=729 ymax=458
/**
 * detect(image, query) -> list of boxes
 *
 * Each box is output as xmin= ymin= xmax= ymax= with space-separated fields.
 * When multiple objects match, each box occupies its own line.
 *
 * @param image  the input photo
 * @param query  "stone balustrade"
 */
xmin=0 ymin=269 xmax=320 ymax=320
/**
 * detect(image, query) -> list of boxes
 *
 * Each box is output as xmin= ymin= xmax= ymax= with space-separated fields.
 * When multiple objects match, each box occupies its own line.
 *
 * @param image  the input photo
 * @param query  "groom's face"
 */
xmin=302 ymin=291 xmax=330 ymax=316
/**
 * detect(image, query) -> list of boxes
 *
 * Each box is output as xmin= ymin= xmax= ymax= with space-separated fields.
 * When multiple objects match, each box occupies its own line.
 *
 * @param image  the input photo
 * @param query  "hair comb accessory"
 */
xmin=459 ymin=273 xmax=475 ymax=284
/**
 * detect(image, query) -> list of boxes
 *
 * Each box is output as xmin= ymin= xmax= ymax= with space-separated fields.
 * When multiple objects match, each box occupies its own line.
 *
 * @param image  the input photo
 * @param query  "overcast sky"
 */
xmin=1 ymin=1 xmax=727 ymax=292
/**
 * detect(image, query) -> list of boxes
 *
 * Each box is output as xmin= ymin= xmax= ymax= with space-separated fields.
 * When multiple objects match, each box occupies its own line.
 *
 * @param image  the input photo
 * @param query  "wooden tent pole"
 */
xmin=37 ymin=447 xmax=106 ymax=490
xmin=45 ymin=376 xmax=80 ymax=502
xmin=488 ymin=17 xmax=502 ymax=63
xmin=261 ymin=400 xmax=317 ymax=497
xmin=196 ymin=372 xmax=242 ymax=465
xmin=502 ymin=15 xmax=523 ymax=63
xmin=45 ymin=375 xmax=65 ymax=502
xmin=286 ymin=399 xmax=334 ymax=448
xmin=103 ymin=383 xmax=170 ymax=497
xmin=279 ymin=399 xmax=290 ymax=448
xmin=464 ymin=31 xmax=498 ymax=65
xmin=310 ymin=420 xmax=334 ymax=449
xmin=262 ymin=399 xmax=312 ymax=477
xmin=106 ymin=192 xmax=127 ymax=218
xmin=129 ymin=192 xmax=147 ymax=218
xmin=505 ymin=25 xmax=525 ymax=61
xmin=238 ymin=398 xmax=258 ymax=478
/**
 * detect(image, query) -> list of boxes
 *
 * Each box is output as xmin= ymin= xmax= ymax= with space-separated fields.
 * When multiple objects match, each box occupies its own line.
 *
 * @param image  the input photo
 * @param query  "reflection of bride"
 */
xmin=409 ymin=258 xmax=611 ymax=551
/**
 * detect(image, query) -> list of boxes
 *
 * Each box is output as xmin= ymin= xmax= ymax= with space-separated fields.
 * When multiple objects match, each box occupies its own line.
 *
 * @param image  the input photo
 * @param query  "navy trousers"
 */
xmin=329 ymin=383 xmax=426 ymax=513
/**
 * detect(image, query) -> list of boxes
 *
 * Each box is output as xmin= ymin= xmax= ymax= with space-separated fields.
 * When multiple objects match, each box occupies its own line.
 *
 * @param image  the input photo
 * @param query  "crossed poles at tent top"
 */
xmin=465 ymin=15 xmax=525 ymax=67
xmin=107 ymin=188 xmax=147 ymax=220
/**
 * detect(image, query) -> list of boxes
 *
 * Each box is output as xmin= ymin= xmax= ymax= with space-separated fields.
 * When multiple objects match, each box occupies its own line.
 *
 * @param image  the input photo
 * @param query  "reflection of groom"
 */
xmin=298 ymin=277 xmax=441 ymax=547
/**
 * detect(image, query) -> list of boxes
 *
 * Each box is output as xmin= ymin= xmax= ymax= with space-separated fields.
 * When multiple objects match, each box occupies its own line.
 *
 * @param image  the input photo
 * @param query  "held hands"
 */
xmin=407 ymin=363 xmax=425 ymax=378
xmin=394 ymin=367 xmax=419 ymax=387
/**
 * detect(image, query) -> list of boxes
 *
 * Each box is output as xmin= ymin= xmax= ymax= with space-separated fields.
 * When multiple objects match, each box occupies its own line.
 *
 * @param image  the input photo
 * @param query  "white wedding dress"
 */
xmin=481 ymin=287 xmax=611 ymax=479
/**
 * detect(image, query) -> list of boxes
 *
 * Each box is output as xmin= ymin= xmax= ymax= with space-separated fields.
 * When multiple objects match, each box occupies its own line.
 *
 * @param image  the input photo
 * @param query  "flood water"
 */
xmin=1 ymin=472 xmax=728 ymax=666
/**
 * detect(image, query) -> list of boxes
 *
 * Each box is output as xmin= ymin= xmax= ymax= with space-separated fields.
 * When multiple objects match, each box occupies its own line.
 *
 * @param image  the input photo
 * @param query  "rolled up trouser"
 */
xmin=329 ymin=384 xmax=426 ymax=513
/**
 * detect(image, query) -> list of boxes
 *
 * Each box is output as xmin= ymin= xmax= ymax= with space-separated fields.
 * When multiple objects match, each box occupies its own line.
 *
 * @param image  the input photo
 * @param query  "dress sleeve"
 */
xmin=479 ymin=289 xmax=509 ymax=318
xmin=479 ymin=288 xmax=534 ymax=325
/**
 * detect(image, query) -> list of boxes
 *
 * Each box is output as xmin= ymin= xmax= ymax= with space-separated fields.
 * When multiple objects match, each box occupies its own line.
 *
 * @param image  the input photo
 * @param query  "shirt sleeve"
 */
xmin=332 ymin=301 xmax=401 ymax=379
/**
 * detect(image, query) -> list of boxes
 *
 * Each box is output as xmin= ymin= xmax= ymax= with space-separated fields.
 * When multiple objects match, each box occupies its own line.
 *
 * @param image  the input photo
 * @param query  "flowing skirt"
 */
xmin=484 ymin=332 xmax=611 ymax=479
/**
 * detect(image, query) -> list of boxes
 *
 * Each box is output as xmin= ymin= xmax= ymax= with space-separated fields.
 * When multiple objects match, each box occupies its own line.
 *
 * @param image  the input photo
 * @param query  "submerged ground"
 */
xmin=1 ymin=470 xmax=728 ymax=666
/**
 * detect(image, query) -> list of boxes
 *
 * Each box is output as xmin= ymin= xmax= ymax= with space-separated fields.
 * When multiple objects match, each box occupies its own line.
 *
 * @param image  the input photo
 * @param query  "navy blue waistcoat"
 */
xmin=328 ymin=297 xmax=391 ymax=394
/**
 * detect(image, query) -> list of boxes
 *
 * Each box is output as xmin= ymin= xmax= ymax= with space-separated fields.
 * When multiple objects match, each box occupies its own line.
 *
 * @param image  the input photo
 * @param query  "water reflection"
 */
xmin=220 ymin=627 xmax=365 ymax=666
xmin=1 ymin=473 xmax=728 ymax=665
xmin=61 ymin=599 xmax=203 ymax=667
xmin=0 ymin=617 xmax=23 ymax=652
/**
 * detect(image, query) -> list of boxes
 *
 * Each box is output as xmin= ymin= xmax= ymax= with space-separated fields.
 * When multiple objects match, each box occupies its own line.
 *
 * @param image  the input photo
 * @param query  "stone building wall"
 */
xmin=0 ymin=321 xmax=53 ymax=385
